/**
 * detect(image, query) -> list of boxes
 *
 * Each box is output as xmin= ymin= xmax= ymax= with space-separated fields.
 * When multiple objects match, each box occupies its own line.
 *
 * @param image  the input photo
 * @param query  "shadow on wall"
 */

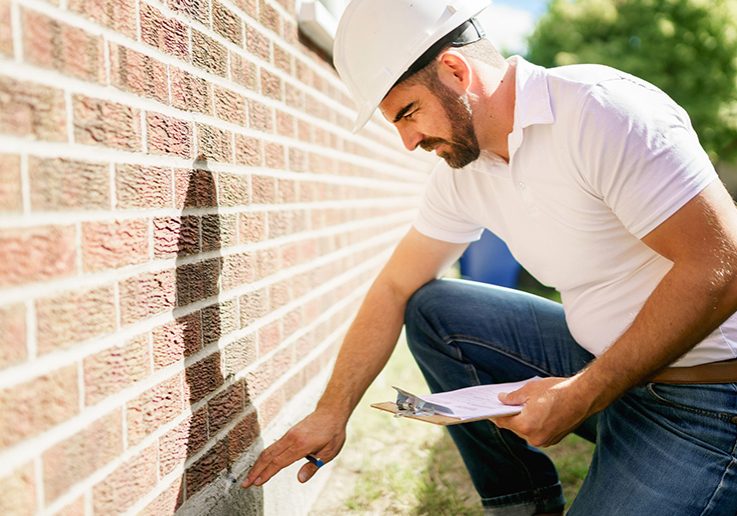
xmin=172 ymin=159 xmax=264 ymax=515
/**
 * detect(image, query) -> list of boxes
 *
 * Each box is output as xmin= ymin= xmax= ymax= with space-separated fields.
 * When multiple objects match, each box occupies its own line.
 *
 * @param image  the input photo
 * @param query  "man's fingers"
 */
xmin=242 ymin=439 xmax=296 ymax=488
xmin=298 ymin=462 xmax=320 ymax=483
xmin=498 ymin=386 xmax=529 ymax=405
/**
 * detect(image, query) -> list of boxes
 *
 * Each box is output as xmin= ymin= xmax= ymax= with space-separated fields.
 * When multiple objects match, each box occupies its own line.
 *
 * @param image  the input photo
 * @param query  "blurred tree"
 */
xmin=527 ymin=0 xmax=737 ymax=163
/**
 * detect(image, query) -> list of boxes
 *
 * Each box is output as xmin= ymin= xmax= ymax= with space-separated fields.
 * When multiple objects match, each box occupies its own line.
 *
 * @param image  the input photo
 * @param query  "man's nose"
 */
xmin=398 ymin=127 xmax=424 ymax=151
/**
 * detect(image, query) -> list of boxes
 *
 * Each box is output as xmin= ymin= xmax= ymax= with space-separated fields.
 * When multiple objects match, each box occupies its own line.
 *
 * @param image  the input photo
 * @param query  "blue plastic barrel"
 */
xmin=459 ymin=230 xmax=521 ymax=288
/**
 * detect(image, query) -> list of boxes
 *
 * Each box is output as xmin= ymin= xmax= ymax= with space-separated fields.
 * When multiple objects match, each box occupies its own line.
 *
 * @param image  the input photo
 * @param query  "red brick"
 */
xmin=140 ymin=2 xmax=188 ymax=60
xmin=0 ymin=76 xmax=66 ymax=141
xmin=196 ymin=123 xmax=231 ymax=162
xmin=0 ymin=225 xmax=76 ymax=287
xmin=84 ymin=336 xmax=149 ymax=405
xmin=82 ymin=219 xmax=148 ymax=272
xmin=93 ymin=444 xmax=158 ymax=514
xmin=69 ymin=0 xmax=136 ymax=39
xmin=217 ymin=172 xmax=249 ymax=207
xmin=185 ymin=440 xmax=227 ymax=496
xmin=264 ymin=142 xmax=285 ymax=169
xmin=258 ymin=0 xmax=280 ymax=34
xmin=0 ymin=3 xmax=12 ymax=57
xmin=222 ymin=334 xmax=256 ymax=375
xmin=251 ymin=175 xmax=275 ymax=204
xmin=192 ymin=30 xmax=226 ymax=77
xmin=0 ymin=366 xmax=78 ymax=448
xmin=273 ymin=44 xmax=292 ymax=75
xmin=285 ymin=83 xmax=304 ymax=110
xmin=152 ymin=313 xmax=201 ymax=368
xmin=239 ymin=288 xmax=266 ymax=327
xmin=246 ymin=25 xmax=269 ymax=61
xmin=109 ymin=44 xmax=168 ymax=103
xmin=208 ymin=381 xmax=245 ymax=435
xmin=234 ymin=135 xmax=262 ymax=166
xmin=257 ymin=389 xmax=284 ymax=428
xmin=256 ymin=247 xmax=277 ymax=278
xmin=214 ymin=86 xmax=246 ymax=125
xmin=267 ymin=210 xmax=292 ymax=238
xmin=202 ymin=213 xmax=237 ymax=250
xmin=233 ymin=0 xmax=257 ymax=17
xmin=221 ymin=252 xmax=255 ymax=291
xmin=116 ymin=164 xmax=173 ymax=209
xmin=0 ymin=304 xmax=26 ymax=368
xmin=0 ymin=154 xmax=21 ymax=212
xmin=140 ymin=479 xmax=183 ymax=516
xmin=43 ymin=411 xmax=122 ymax=503
xmin=169 ymin=0 xmax=208 ymax=22
xmin=175 ymin=169 xmax=217 ymax=209
xmin=127 ymin=375 xmax=182 ymax=446
xmin=230 ymin=52 xmax=257 ymax=91
xmin=0 ymin=463 xmax=36 ymax=516
xmin=183 ymin=353 xmax=223 ymax=404
xmin=153 ymin=215 xmax=199 ymax=258
xmin=213 ymin=0 xmax=242 ymax=45
xmin=276 ymin=110 xmax=295 ymax=138
xmin=258 ymin=320 xmax=281 ymax=356
xmin=226 ymin=411 xmax=259 ymax=462
xmin=248 ymin=100 xmax=273 ymax=132
xmin=36 ymin=286 xmax=115 ymax=354
xmin=147 ymin=112 xmax=192 ymax=158
xmin=170 ymin=67 xmax=211 ymax=115
xmin=238 ymin=212 xmax=265 ymax=244
xmin=158 ymin=408 xmax=207 ymax=477
xmin=73 ymin=95 xmax=141 ymax=151
xmin=119 ymin=268 xmax=176 ymax=325
xmin=22 ymin=9 xmax=104 ymax=83
xmin=202 ymin=300 xmax=238 ymax=345
xmin=29 ymin=157 xmax=109 ymax=211
xmin=260 ymin=68 xmax=281 ymax=100
xmin=176 ymin=258 xmax=221 ymax=306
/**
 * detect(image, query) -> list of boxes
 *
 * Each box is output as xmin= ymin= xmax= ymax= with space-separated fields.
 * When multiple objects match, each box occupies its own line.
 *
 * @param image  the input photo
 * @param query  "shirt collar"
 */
xmin=506 ymin=56 xmax=554 ymax=162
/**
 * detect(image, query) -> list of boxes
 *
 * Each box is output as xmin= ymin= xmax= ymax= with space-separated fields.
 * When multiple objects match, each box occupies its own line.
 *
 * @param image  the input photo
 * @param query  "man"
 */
xmin=243 ymin=0 xmax=737 ymax=514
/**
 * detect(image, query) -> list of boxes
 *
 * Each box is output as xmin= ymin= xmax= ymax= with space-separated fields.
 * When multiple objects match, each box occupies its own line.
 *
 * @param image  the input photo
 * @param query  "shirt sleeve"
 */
xmin=574 ymin=77 xmax=718 ymax=239
xmin=412 ymin=163 xmax=484 ymax=244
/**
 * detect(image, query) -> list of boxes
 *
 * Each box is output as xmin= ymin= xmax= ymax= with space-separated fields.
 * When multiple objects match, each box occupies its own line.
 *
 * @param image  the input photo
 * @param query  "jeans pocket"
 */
xmin=645 ymin=382 xmax=737 ymax=423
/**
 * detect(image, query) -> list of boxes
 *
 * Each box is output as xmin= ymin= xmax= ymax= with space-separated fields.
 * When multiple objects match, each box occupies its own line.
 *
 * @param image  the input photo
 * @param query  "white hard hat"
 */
xmin=334 ymin=0 xmax=491 ymax=132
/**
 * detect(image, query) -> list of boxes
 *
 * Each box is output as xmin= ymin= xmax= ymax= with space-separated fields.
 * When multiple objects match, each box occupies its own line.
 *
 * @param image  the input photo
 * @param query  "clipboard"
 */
xmin=370 ymin=401 xmax=498 ymax=426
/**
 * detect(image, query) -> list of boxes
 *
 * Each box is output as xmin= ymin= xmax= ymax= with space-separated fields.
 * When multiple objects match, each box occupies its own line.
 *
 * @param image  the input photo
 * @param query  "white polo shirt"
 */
xmin=413 ymin=56 xmax=737 ymax=366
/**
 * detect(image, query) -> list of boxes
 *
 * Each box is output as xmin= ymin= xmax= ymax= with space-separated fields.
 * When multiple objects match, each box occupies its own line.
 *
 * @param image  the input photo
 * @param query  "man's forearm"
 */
xmin=578 ymin=259 xmax=737 ymax=413
xmin=315 ymin=279 xmax=408 ymax=422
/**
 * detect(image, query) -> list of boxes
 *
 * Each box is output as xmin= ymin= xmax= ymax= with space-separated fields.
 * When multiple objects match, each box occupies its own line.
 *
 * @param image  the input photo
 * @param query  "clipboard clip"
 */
xmin=393 ymin=386 xmax=448 ymax=418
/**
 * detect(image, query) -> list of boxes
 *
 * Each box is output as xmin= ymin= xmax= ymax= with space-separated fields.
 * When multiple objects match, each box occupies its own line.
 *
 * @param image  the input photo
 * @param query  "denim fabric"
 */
xmin=404 ymin=278 xmax=737 ymax=515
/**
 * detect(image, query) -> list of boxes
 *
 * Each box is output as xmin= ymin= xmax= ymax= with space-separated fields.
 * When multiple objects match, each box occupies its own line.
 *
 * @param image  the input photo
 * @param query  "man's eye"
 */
xmin=404 ymin=111 xmax=416 ymax=120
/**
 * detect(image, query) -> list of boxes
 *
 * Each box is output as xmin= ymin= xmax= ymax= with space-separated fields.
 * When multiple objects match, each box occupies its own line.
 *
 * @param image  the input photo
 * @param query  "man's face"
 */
xmin=379 ymin=77 xmax=480 ymax=169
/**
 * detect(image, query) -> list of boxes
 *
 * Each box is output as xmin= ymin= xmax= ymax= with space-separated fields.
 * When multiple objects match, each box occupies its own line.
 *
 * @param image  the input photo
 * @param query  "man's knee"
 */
xmin=404 ymin=279 xmax=462 ymax=348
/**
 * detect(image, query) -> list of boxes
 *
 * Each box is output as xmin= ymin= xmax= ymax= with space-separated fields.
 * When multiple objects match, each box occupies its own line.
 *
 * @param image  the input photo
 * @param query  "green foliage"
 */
xmin=527 ymin=0 xmax=737 ymax=162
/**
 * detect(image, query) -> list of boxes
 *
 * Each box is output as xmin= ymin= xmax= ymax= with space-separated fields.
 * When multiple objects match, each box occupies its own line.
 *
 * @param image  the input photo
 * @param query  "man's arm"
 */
xmin=242 ymin=228 xmax=467 ymax=487
xmin=495 ymin=180 xmax=737 ymax=447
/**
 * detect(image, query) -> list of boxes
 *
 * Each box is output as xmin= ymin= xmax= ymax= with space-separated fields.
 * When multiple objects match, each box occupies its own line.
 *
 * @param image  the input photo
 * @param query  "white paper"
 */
xmin=410 ymin=377 xmax=540 ymax=420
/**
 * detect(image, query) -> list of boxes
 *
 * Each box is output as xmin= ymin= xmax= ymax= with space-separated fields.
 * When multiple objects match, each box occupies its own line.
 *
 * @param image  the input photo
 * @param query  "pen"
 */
xmin=305 ymin=454 xmax=324 ymax=468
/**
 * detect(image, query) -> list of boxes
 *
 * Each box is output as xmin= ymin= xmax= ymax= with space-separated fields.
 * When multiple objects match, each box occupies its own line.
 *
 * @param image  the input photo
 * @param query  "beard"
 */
xmin=420 ymin=82 xmax=480 ymax=169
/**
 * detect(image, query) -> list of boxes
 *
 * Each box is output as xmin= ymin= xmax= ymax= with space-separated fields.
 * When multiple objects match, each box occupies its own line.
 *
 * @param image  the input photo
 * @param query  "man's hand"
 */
xmin=241 ymin=409 xmax=346 ymax=488
xmin=491 ymin=376 xmax=596 ymax=448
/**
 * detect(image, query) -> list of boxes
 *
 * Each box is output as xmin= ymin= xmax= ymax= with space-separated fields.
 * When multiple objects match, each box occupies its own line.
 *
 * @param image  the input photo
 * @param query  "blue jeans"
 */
xmin=404 ymin=279 xmax=737 ymax=515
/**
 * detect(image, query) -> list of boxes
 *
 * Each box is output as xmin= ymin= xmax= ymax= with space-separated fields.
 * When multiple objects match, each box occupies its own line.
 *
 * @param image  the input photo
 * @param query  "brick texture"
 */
xmin=147 ymin=112 xmax=193 ymax=158
xmin=0 ymin=226 xmax=76 ymax=287
xmin=119 ymin=268 xmax=177 ymax=325
xmin=82 ymin=218 xmax=149 ymax=271
xmin=0 ymin=154 xmax=22 ymax=212
xmin=0 ymin=3 xmax=12 ymax=57
xmin=0 ymin=463 xmax=36 ymax=516
xmin=29 ymin=157 xmax=110 ymax=211
xmin=83 ymin=335 xmax=150 ymax=405
xmin=0 ymin=304 xmax=26 ymax=368
xmin=126 ymin=374 xmax=183 ymax=446
xmin=43 ymin=410 xmax=122 ymax=503
xmin=116 ymin=164 xmax=173 ymax=209
xmin=69 ymin=0 xmax=136 ymax=39
xmin=93 ymin=444 xmax=158 ymax=514
xmin=0 ymin=77 xmax=66 ymax=141
xmin=109 ymin=44 xmax=168 ymax=103
xmin=73 ymin=95 xmax=141 ymax=151
xmin=140 ymin=2 xmax=189 ymax=60
xmin=36 ymin=285 xmax=116 ymax=354
xmin=0 ymin=366 xmax=78 ymax=448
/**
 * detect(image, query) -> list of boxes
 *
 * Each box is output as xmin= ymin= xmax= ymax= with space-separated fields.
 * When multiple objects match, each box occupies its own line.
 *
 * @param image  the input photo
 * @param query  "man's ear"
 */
xmin=436 ymin=50 xmax=472 ymax=94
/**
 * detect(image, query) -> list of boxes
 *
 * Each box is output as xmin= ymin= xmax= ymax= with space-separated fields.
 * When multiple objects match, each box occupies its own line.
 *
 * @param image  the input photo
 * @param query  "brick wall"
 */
xmin=0 ymin=0 xmax=432 ymax=513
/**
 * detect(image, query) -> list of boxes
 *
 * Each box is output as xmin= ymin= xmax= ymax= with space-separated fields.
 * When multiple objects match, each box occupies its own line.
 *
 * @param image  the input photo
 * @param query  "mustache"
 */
xmin=419 ymin=137 xmax=450 ymax=152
